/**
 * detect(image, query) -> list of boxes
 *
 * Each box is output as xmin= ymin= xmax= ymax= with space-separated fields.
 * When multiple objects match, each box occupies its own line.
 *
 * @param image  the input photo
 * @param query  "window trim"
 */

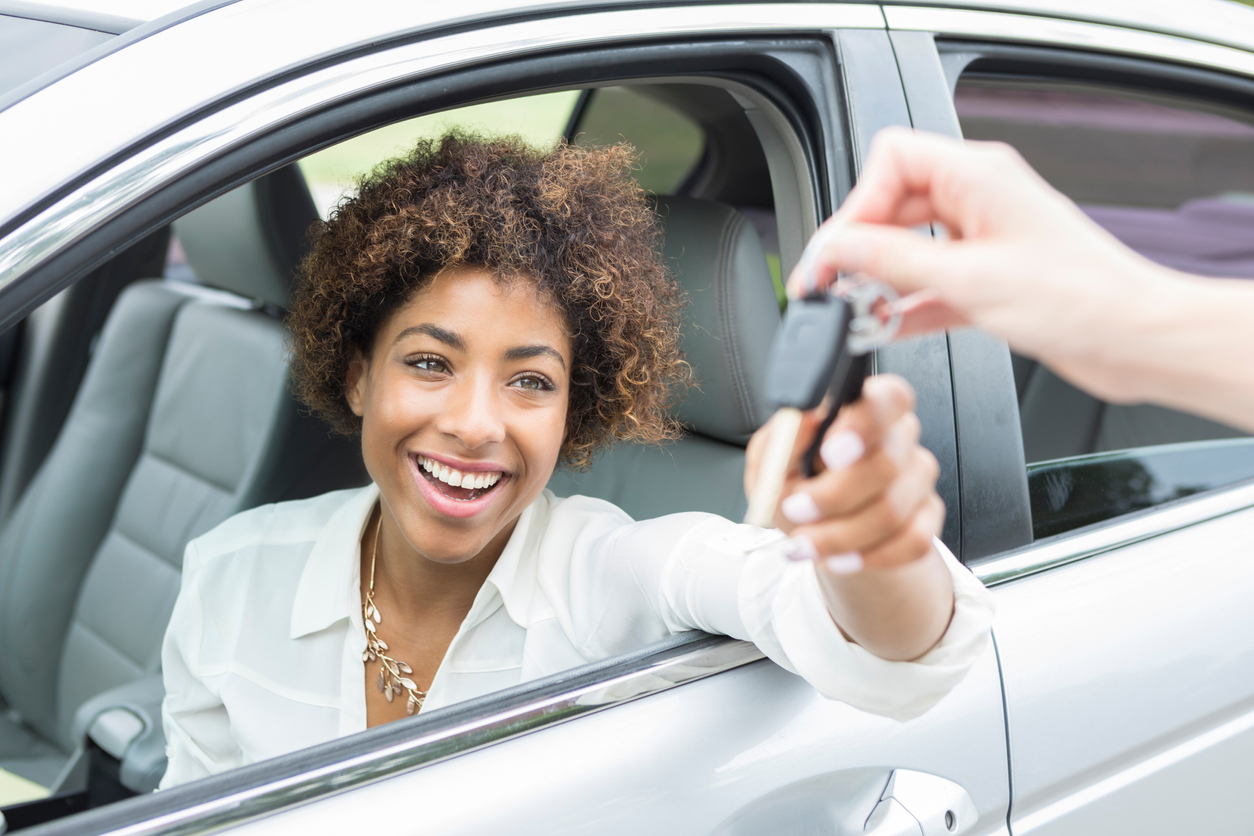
xmin=975 ymin=478 xmax=1254 ymax=585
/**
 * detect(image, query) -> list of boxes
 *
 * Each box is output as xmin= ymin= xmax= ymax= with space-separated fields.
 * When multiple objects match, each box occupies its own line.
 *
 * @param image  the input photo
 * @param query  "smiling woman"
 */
xmin=156 ymin=134 xmax=994 ymax=787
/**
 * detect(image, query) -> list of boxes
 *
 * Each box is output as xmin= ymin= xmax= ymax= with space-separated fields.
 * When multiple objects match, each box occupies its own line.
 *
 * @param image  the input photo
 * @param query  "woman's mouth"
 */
xmin=415 ymin=454 xmax=506 ymax=502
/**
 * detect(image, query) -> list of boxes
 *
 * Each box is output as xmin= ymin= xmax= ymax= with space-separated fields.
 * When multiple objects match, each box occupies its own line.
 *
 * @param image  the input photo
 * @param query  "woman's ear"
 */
xmin=345 ymin=349 xmax=368 ymax=417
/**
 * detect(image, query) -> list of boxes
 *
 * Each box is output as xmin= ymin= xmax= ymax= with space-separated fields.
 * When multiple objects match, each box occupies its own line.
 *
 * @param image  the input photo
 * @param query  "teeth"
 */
xmin=417 ymin=456 xmax=503 ymax=492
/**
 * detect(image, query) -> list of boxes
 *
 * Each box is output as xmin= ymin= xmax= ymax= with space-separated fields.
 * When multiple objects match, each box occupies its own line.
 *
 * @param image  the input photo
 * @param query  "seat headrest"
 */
xmin=172 ymin=164 xmax=319 ymax=310
xmin=655 ymin=196 xmax=781 ymax=446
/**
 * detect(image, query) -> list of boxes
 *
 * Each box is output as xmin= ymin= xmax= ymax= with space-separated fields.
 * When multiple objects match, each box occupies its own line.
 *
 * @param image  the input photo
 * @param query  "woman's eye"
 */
xmin=511 ymin=375 xmax=552 ymax=391
xmin=410 ymin=357 xmax=448 ymax=374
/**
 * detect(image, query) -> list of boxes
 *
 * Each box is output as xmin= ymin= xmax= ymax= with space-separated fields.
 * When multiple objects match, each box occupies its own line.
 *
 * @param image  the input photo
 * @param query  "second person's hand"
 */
xmin=785 ymin=127 xmax=1196 ymax=411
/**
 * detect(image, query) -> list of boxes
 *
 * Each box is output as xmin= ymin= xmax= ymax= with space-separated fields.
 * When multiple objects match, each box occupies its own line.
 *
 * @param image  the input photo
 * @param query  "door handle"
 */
xmin=864 ymin=769 xmax=978 ymax=836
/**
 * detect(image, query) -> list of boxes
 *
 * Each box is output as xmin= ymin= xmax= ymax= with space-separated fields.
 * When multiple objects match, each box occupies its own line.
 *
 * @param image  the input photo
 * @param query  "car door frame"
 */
xmin=1 ymin=4 xmax=1012 ymax=836
xmin=884 ymin=8 xmax=1254 ymax=835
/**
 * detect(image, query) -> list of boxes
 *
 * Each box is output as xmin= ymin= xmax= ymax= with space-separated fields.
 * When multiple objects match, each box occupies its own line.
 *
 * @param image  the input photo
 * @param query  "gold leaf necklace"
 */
xmin=362 ymin=509 xmax=426 ymax=716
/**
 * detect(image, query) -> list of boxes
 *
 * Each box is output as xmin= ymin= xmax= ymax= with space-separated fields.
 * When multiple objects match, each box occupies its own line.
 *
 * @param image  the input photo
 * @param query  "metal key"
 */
xmin=743 ymin=278 xmax=900 ymax=528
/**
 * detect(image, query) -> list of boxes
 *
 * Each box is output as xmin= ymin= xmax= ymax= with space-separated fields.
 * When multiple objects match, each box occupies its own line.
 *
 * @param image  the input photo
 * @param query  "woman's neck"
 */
xmin=362 ymin=504 xmax=517 ymax=630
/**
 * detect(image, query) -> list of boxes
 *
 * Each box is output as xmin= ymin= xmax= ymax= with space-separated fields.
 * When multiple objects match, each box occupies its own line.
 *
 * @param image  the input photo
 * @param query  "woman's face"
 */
xmin=347 ymin=266 xmax=572 ymax=564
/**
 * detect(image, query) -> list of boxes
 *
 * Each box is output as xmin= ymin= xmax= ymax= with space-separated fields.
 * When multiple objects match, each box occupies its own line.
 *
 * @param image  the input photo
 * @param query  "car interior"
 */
xmin=0 ymin=80 xmax=793 ymax=825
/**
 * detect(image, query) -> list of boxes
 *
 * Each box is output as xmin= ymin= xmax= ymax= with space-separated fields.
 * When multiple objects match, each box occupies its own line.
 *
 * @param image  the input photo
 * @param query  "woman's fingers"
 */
xmin=744 ymin=407 xmax=827 ymax=498
xmin=769 ymin=375 xmax=917 ymax=526
xmin=788 ymin=445 xmax=940 ymax=559
xmin=855 ymin=494 xmax=946 ymax=571
xmin=822 ymin=374 xmax=915 ymax=455
xmin=780 ymin=411 xmax=919 ymax=524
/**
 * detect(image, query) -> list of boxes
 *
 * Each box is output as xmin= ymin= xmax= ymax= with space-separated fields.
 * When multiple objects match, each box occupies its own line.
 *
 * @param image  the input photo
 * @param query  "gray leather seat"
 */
xmin=1014 ymin=356 xmax=1247 ymax=463
xmin=548 ymin=196 xmax=780 ymax=520
xmin=0 ymin=165 xmax=362 ymax=795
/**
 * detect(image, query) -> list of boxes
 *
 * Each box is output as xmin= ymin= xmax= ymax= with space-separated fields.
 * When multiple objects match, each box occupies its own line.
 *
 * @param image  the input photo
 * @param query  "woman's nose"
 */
xmin=435 ymin=375 xmax=506 ymax=450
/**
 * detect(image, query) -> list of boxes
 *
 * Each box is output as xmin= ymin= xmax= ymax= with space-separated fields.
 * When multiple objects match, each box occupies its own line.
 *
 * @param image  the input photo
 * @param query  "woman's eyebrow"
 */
xmin=394 ymin=324 xmax=464 ymax=350
xmin=505 ymin=344 xmax=567 ymax=370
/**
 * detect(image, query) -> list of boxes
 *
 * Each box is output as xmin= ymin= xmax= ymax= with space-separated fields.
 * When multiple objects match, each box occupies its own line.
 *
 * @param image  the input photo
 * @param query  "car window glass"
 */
xmin=955 ymin=76 xmax=1254 ymax=537
xmin=298 ymin=91 xmax=581 ymax=218
xmin=570 ymin=86 xmax=706 ymax=194
xmin=0 ymin=15 xmax=112 ymax=101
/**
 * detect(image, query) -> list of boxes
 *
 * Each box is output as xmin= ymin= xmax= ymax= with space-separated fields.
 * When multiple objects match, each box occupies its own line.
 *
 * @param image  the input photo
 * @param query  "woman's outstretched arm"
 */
xmin=745 ymin=374 xmax=956 ymax=662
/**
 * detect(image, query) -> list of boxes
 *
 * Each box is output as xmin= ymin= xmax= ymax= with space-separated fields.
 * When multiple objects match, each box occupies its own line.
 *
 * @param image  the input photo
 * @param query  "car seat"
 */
xmin=0 ymin=165 xmax=364 ymax=797
xmin=547 ymin=196 xmax=780 ymax=520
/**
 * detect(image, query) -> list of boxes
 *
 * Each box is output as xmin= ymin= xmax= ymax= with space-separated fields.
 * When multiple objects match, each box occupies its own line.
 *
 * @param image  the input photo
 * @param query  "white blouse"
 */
xmin=159 ymin=483 xmax=994 ymax=788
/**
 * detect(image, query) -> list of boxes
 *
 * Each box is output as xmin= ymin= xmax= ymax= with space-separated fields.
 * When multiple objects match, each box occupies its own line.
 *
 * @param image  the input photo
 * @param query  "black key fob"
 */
xmin=762 ymin=293 xmax=871 ymax=478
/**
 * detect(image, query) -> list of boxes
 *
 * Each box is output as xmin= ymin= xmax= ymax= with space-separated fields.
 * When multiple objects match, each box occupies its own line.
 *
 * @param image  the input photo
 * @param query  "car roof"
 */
xmin=7 ymin=0 xmax=1254 ymax=51
xmin=882 ymin=0 xmax=1254 ymax=54
xmin=0 ymin=0 xmax=201 ymax=33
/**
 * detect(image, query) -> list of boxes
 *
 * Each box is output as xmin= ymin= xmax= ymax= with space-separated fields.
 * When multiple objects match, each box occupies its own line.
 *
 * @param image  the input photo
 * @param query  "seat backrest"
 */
xmin=0 ymin=165 xmax=361 ymax=750
xmin=547 ymin=196 xmax=780 ymax=520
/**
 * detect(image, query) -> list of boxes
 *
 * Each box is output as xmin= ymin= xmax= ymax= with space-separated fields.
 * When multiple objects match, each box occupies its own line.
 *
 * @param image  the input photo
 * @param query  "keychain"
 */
xmin=743 ymin=229 xmax=901 ymax=529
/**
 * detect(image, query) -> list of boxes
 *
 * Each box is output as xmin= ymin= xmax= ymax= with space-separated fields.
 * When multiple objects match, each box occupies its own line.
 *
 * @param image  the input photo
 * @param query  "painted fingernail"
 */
xmin=824 ymin=553 xmax=865 ymax=574
xmin=781 ymin=492 xmax=821 ymax=524
xmin=821 ymin=431 xmax=864 ymax=471
xmin=783 ymin=536 xmax=820 ymax=562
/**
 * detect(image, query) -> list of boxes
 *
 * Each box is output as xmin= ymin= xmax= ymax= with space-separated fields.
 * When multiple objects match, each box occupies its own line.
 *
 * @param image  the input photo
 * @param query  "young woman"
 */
xmin=158 ymin=135 xmax=993 ymax=787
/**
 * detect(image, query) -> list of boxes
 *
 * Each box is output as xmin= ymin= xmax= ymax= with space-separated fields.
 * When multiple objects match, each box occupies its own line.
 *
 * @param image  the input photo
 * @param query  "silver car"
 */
xmin=1 ymin=1 xmax=1253 ymax=834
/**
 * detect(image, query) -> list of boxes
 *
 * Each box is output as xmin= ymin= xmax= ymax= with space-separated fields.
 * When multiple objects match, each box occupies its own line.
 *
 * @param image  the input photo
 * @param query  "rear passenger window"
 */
xmin=954 ymin=76 xmax=1254 ymax=537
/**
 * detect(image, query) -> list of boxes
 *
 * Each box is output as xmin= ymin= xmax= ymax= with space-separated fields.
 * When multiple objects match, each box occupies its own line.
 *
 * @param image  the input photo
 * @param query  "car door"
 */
xmin=885 ymin=8 xmax=1254 ymax=835
xmin=0 ymin=4 xmax=1010 ymax=835
xmin=200 ymin=17 xmax=1011 ymax=836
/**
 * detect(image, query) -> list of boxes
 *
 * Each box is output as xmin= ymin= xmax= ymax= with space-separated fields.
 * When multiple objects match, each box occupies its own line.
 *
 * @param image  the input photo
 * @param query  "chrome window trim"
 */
xmin=884 ymin=6 xmax=1254 ymax=79
xmin=99 ymin=637 xmax=765 ymax=836
xmin=974 ymin=481 xmax=1254 ymax=587
xmin=0 ymin=2 xmax=881 ymax=292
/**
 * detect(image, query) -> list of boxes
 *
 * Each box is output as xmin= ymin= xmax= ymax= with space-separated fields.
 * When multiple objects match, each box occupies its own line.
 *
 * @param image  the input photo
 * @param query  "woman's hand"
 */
xmin=745 ymin=374 xmax=954 ymax=661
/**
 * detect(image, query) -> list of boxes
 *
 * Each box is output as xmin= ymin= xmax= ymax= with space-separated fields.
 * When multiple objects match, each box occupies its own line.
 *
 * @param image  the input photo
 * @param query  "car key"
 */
xmin=743 ymin=276 xmax=900 ymax=529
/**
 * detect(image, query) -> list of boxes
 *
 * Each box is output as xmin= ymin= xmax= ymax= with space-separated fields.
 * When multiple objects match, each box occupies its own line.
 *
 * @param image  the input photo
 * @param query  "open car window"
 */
xmin=954 ymin=74 xmax=1254 ymax=539
xmin=0 ymin=26 xmax=832 ymax=828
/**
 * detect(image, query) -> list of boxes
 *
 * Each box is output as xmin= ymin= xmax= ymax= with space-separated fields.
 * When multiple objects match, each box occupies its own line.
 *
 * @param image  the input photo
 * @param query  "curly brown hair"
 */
xmin=288 ymin=133 xmax=690 ymax=469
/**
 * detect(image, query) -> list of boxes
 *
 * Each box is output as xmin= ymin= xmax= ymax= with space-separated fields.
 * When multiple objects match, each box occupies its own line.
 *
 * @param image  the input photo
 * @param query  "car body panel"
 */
xmin=220 ymin=651 xmax=1010 ymax=836
xmin=988 ymin=503 xmax=1254 ymax=834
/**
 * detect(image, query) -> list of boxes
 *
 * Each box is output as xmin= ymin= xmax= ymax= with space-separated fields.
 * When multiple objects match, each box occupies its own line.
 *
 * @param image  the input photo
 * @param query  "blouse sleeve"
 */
xmin=556 ymin=501 xmax=995 ymax=722
xmin=158 ymin=541 xmax=242 ymax=788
